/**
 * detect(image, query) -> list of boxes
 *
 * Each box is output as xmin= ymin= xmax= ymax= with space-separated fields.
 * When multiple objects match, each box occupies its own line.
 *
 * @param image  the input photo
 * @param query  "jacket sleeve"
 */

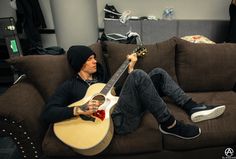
xmin=41 ymin=81 xmax=74 ymax=124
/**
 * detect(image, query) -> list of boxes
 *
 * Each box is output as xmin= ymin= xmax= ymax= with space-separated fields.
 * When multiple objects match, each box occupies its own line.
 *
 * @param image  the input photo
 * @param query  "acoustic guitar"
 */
xmin=53 ymin=46 xmax=147 ymax=156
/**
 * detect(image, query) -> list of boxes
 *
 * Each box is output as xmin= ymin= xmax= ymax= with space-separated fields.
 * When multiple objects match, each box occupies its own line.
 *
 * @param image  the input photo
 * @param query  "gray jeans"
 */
xmin=112 ymin=68 xmax=191 ymax=135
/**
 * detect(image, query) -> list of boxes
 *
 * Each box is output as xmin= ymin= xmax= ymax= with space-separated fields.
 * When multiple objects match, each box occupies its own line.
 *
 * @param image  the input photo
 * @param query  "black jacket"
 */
xmin=41 ymin=63 xmax=108 ymax=124
xmin=227 ymin=3 xmax=236 ymax=42
xmin=16 ymin=0 xmax=46 ymax=48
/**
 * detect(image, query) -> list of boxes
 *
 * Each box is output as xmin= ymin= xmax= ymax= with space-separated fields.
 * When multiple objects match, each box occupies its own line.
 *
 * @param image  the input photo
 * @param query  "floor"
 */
xmin=0 ymin=85 xmax=9 ymax=94
xmin=0 ymin=85 xmax=22 ymax=159
xmin=0 ymin=137 xmax=21 ymax=159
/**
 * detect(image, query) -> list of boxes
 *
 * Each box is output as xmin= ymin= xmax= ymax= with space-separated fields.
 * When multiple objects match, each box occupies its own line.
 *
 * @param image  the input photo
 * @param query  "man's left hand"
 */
xmin=127 ymin=53 xmax=138 ymax=73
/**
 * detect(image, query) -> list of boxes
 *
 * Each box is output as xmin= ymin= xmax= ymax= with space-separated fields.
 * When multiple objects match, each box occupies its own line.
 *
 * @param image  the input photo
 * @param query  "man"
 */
xmin=42 ymin=45 xmax=225 ymax=139
xmin=227 ymin=0 xmax=236 ymax=42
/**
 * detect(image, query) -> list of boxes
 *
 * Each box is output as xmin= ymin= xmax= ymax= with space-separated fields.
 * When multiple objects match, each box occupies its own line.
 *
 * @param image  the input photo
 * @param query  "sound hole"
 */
xmin=92 ymin=94 xmax=105 ymax=106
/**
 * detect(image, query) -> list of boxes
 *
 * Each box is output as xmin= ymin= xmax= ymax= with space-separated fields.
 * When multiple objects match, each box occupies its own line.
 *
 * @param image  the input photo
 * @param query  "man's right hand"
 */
xmin=73 ymin=100 xmax=100 ymax=116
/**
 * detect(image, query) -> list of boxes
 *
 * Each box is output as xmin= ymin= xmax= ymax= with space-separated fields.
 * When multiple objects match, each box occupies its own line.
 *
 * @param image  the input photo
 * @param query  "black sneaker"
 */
xmin=189 ymin=104 xmax=225 ymax=122
xmin=104 ymin=12 xmax=120 ymax=20
xmin=104 ymin=4 xmax=122 ymax=16
xmin=159 ymin=120 xmax=201 ymax=139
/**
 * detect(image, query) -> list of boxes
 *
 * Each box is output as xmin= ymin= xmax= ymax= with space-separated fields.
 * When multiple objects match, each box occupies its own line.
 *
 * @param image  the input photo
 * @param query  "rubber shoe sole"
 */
xmin=104 ymin=9 xmax=122 ymax=15
xmin=159 ymin=125 xmax=201 ymax=140
xmin=191 ymin=105 xmax=226 ymax=123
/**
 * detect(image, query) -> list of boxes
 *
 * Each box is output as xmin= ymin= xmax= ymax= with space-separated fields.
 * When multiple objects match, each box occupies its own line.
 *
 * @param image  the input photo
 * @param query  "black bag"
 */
xmin=101 ymin=32 xmax=137 ymax=44
xmin=27 ymin=46 xmax=65 ymax=55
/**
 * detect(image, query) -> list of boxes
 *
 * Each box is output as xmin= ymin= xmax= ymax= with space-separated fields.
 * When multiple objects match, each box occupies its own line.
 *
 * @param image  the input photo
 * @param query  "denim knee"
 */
xmin=127 ymin=69 xmax=150 ymax=85
xmin=130 ymin=69 xmax=148 ymax=79
xmin=149 ymin=68 xmax=168 ymax=77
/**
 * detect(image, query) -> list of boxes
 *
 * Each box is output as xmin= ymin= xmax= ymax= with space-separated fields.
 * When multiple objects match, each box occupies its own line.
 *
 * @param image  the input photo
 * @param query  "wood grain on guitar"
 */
xmin=53 ymin=46 xmax=147 ymax=156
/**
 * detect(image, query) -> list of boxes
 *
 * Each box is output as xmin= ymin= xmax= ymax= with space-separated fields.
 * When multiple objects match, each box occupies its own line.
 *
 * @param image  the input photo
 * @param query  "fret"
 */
xmin=101 ymin=59 xmax=129 ymax=95
xmin=100 ymin=46 xmax=147 ymax=95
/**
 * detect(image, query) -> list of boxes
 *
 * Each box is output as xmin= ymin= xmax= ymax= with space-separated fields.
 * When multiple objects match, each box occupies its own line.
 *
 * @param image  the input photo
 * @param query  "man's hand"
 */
xmin=127 ymin=53 xmax=138 ymax=73
xmin=73 ymin=100 xmax=101 ymax=116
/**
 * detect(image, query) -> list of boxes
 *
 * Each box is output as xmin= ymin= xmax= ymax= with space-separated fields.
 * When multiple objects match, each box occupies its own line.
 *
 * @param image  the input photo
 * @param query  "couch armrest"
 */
xmin=0 ymin=79 xmax=47 ymax=159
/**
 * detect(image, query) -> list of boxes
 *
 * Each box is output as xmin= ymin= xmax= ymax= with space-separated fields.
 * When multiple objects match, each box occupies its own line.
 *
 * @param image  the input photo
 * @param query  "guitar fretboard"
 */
xmin=100 ymin=59 xmax=130 ymax=95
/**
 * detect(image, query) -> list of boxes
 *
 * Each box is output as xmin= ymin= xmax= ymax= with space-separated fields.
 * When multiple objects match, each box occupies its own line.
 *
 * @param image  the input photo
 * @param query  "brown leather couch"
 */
xmin=0 ymin=37 xmax=236 ymax=159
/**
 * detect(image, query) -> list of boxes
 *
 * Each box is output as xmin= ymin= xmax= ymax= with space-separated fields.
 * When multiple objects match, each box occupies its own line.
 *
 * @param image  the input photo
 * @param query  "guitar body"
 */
xmin=53 ymin=83 xmax=119 ymax=156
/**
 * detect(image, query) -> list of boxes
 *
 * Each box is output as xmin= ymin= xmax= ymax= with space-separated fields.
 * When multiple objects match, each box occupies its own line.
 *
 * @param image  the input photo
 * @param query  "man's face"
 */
xmin=80 ymin=55 xmax=97 ymax=74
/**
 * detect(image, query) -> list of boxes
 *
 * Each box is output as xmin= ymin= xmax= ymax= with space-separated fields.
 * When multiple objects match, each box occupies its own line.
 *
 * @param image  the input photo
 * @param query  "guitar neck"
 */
xmin=100 ymin=59 xmax=130 ymax=95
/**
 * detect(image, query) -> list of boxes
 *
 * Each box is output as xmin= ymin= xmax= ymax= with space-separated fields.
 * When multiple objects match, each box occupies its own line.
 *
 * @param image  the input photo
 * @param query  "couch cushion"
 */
xmin=0 ymin=79 xmax=47 ymax=148
xmin=163 ymin=91 xmax=236 ymax=150
xmin=42 ymin=112 xmax=162 ymax=157
xmin=176 ymin=38 xmax=236 ymax=92
xmin=8 ymin=55 xmax=73 ymax=100
xmin=7 ymin=43 xmax=104 ymax=100
xmin=105 ymin=37 xmax=177 ymax=81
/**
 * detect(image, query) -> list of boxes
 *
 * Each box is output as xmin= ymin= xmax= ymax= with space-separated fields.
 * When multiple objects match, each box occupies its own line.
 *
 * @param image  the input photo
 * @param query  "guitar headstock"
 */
xmin=133 ymin=46 xmax=147 ymax=57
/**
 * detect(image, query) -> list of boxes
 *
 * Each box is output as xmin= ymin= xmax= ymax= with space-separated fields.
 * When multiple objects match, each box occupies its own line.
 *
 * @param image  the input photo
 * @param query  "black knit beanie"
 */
xmin=67 ymin=45 xmax=96 ymax=72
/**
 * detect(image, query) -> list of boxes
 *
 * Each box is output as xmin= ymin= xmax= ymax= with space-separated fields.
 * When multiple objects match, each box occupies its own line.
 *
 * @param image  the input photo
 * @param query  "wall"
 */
xmin=0 ymin=0 xmax=57 ymax=48
xmin=38 ymin=0 xmax=57 ymax=48
xmin=0 ymin=0 xmax=233 ymax=49
xmin=50 ymin=0 xmax=98 ymax=50
xmin=97 ymin=0 xmax=232 ymax=28
xmin=0 ymin=0 xmax=15 ymax=18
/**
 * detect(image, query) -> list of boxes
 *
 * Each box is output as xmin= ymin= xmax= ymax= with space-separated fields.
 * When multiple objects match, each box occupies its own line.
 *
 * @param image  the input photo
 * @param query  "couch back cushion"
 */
xmin=8 ymin=43 xmax=104 ymax=100
xmin=8 ymin=55 xmax=73 ymax=100
xmin=176 ymin=38 xmax=236 ymax=92
xmin=106 ymin=37 xmax=177 ymax=81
